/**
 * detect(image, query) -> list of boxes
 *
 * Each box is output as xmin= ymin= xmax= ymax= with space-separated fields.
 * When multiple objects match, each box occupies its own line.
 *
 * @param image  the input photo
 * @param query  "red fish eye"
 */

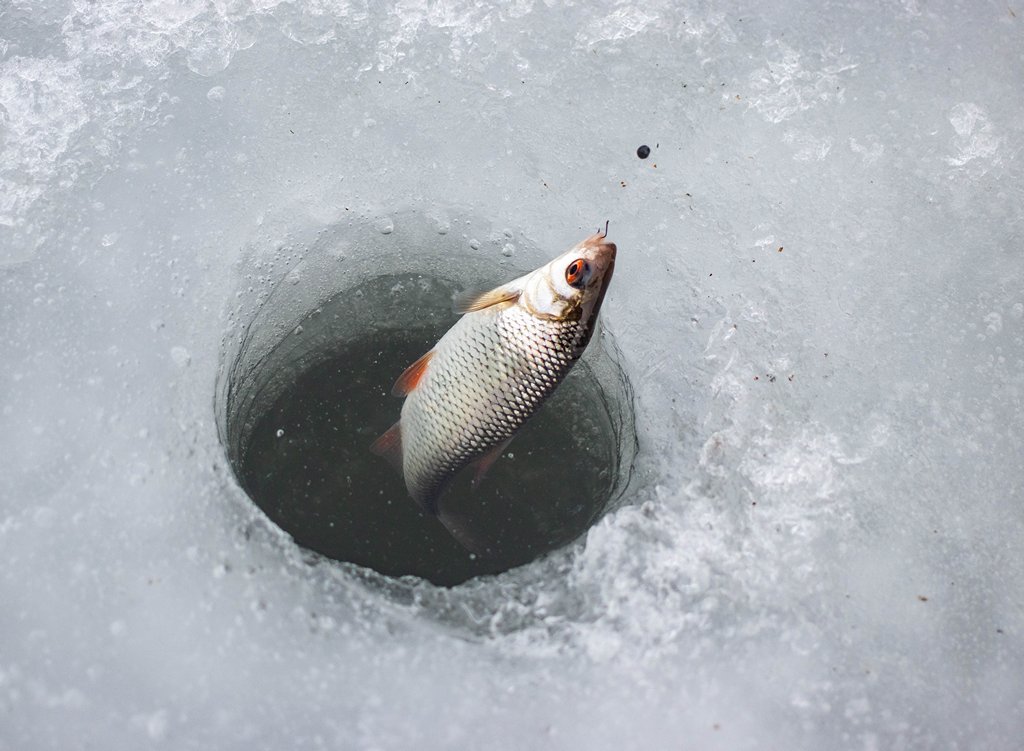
xmin=566 ymin=259 xmax=588 ymax=287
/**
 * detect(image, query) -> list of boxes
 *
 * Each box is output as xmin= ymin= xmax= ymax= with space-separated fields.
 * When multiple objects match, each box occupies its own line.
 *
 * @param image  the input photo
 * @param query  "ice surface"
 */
xmin=2 ymin=1 xmax=1023 ymax=749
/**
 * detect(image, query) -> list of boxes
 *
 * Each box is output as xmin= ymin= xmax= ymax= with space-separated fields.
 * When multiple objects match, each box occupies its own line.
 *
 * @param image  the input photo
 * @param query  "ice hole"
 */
xmin=218 ymin=213 xmax=636 ymax=585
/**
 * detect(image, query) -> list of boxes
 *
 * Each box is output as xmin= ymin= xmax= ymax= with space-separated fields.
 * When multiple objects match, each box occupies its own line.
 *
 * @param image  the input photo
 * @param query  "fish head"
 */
xmin=522 ymin=229 xmax=617 ymax=325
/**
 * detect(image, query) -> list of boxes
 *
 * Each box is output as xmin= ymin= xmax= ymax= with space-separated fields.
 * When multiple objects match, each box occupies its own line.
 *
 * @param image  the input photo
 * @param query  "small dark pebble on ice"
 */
xmin=637 ymin=144 xmax=651 ymax=159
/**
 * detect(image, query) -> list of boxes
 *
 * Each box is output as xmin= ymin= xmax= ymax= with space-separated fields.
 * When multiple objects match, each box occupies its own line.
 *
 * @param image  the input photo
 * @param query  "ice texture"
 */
xmin=2 ymin=1 xmax=1023 ymax=749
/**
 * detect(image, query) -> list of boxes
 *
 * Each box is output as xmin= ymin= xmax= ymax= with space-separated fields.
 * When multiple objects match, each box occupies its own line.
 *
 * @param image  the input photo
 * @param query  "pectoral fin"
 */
xmin=454 ymin=286 xmax=521 ymax=314
xmin=391 ymin=350 xmax=434 ymax=396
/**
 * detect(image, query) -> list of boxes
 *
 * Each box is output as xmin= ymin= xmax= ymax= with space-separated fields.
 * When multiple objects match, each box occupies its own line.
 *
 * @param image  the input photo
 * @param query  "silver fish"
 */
xmin=371 ymin=227 xmax=617 ymax=547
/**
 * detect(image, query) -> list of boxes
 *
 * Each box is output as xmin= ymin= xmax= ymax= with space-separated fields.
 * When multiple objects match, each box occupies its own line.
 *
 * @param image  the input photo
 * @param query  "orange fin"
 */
xmin=454 ymin=287 xmax=521 ymax=314
xmin=470 ymin=437 xmax=513 ymax=490
xmin=391 ymin=350 xmax=434 ymax=397
xmin=369 ymin=421 xmax=403 ymax=472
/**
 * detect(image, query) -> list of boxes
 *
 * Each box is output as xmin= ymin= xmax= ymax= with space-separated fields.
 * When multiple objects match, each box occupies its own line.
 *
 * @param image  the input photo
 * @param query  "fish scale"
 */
xmin=402 ymin=304 xmax=585 ymax=513
xmin=371 ymin=230 xmax=616 ymax=545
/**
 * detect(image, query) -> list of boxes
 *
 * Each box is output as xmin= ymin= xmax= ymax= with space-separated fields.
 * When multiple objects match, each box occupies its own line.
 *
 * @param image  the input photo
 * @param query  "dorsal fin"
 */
xmin=369 ymin=420 xmax=403 ymax=472
xmin=454 ymin=286 xmax=521 ymax=314
xmin=391 ymin=350 xmax=434 ymax=396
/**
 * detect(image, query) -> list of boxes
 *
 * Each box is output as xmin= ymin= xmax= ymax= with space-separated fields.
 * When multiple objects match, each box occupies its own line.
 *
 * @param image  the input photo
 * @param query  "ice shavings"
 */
xmin=945 ymin=102 xmax=1002 ymax=169
xmin=0 ymin=57 xmax=88 ymax=231
xmin=747 ymin=41 xmax=856 ymax=124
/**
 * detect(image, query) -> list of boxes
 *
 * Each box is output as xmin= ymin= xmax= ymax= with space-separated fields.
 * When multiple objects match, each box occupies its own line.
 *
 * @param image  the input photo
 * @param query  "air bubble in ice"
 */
xmin=984 ymin=312 xmax=1003 ymax=334
xmin=170 ymin=346 xmax=190 ymax=367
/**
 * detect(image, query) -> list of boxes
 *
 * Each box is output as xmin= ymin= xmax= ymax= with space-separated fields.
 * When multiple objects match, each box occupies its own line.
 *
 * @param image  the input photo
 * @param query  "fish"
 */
xmin=370 ymin=225 xmax=617 ymax=551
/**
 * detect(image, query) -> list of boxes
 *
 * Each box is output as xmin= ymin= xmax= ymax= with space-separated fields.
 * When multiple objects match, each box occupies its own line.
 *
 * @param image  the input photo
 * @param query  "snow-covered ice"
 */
xmin=2 ymin=1 xmax=1023 ymax=748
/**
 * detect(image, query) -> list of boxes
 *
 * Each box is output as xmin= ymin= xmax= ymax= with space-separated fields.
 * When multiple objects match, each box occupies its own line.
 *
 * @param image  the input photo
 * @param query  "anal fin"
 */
xmin=369 ymin=421 xmax=403 ymax=473
xmin=470 ymin=437 xmax=513 ymax=490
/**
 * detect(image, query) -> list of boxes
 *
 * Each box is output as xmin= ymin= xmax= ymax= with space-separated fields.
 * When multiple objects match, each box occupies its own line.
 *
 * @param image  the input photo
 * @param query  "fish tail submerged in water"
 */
xmin=371 ymin=226 xmax=617 ymax=552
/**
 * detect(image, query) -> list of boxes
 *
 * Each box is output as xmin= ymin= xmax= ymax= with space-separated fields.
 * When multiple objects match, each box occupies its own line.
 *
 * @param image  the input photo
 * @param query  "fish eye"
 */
xmin=565 ymin=259 xmax=590 ymax=288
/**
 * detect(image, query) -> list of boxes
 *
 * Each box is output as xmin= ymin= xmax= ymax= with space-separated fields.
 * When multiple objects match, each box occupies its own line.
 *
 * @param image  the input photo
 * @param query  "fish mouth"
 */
xmin=582 ymin=233 xmax=617 ymax=255
xmin=580 ymin=233 xmax=617 ymax=282
xmin=577 ymin=235 xmax=615 ymax=312
xmin=597 ymin=253 xmax=615 ymax=292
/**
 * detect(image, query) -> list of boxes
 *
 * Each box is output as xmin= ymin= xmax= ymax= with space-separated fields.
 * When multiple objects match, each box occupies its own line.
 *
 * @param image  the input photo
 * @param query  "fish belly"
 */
xmin=400 ymin=306 xmax=580 ymax=513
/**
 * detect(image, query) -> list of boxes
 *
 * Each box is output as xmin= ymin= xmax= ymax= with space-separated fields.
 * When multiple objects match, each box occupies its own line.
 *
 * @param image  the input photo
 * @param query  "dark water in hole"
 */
xmin=236 ymin=277 xmax=621 ymax=586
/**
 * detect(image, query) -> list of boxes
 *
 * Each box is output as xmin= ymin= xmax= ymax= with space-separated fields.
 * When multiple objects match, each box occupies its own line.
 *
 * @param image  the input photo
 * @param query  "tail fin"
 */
xmin=438 ymin=507 xmax=498 ymax=558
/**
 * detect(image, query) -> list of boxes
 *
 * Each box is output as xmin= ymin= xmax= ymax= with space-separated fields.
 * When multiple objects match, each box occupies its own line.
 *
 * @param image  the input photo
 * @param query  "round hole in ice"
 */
xmin=217 ymin=210 xmax=636 ymax=586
